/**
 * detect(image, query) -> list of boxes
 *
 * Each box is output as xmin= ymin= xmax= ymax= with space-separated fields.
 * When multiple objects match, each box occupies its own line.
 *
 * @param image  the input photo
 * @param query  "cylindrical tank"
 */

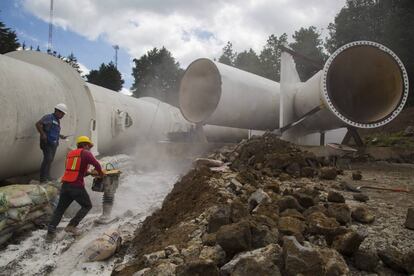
xmin=0 ymin=51 xmax=93 ymax=178
xmin=179 ymin=58 xmax=280 ymax=130
xmin=179 ymin=41 xmax=409 ymax=134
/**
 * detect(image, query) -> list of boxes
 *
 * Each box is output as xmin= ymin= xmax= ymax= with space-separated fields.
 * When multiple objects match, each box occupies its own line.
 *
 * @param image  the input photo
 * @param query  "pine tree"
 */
xmin=0 ymin=21 xmax=20 ymax=54
xmin=86 ymin=62 xmax=124 ymax=91
xmin=259 ymin=33 xmax=288 ymax=82
xmin=131 ymin=47 xmax=182 ymax=105
xmin=218 ymin=41 xmax=237 ymax=66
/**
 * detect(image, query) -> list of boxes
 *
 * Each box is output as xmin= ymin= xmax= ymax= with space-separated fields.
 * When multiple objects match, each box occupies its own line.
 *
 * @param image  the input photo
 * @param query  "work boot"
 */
xmin=64 ymin=225 xmax=81 ymax=236
xmin=45 ymin=229 xmax=56 ymax=243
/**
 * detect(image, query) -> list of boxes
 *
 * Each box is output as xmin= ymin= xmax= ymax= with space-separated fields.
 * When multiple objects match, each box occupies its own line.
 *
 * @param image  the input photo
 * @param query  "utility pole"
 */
xmin=47 ymin=0 xmax=54 ymax=52
xmin=113 ymin=45 xmax=119 ymax=68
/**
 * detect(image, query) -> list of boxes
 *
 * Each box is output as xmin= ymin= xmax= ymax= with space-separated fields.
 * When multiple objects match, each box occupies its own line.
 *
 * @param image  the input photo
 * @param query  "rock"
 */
xmin=306 ymin=211 xmax=342 ymax=236
xmin=249 ymin=219 xmax=279 ymax=248
xmin=280 ymin=209 xmax=305 ymax=221
xmin=332 ymin=230 xmax=365 ymax=256
xmin=181 ymin=244 xmax=202 ymax=260
xmin=248 ymin=189 xmax=271 ymax=211
xmin=403 ymin=250 xmax=414 ymax=274
xmin=327 ymin=191 xmax=345 ymax=203
xmin=320 ymin=167 xmax=338 ymax=180
xmin=351 ymin=206 xmax=375 ymax=224
xmin=251 ymin=202 xmax=279 ymax=223
xmin=194 ymin=158 xmax=224 ymax=168
xmin=353 ymin=193 xmax=369 ymax=202
xmin=286 ymin=162 xmax=301 ymax=177
xmin=403 ymin=125 xmax=414 ymax=137
xmin=352 ymin=171 xmax=362 ymax=180
xmin=283 ymin=236 xmax=324 ymax=276
xmin=143 ymin=250 xmax=166 ymax=266
xmin=378 ymin=247 xmax=406 ymax=273
xmin=176 ymin=259 xmax=219 ymax=276
xmin=405 ymin=207 xmax=414 ymax=230
xmin=264 ymin=182 xmax=280 ymax=193
xmin=279 ymin=173 xmax=291 ymax=181
xmin=135 ymin=262 xmax=177 ymax=276
xmin=303 ymin=205 xmax=327 ymax=217
xmin=230 ymin=199 xmax=249 ymax=223
xmin=278 ymin=195 xmax=304 ymax=212
xmin=220 ymin=244 xmax=282 ymax=276
xmin=353 ymin=249 xmax=379 ymax=272
xmin=207 ymin=206 xmax=231 ymax=233
xmin=327 ymin=203 xmax=351 ymax=225
xmin=319 ymin=248 xmax=350 ymax=276
xmin=227 ymin=179 xmax=243 ymax=195
xmin=295 ymin=193 xmax=316 ymax=208
xmin=199 ymin=245 xmax=226 ymax=266
xmin=216 ymin=221 xmax=252 ymax=258
xmin=164 ymin=245 xmax=180 ymax=258
xmin=202 ymin=233 xmax=217 ymax=246
xmin=301 ymin=166 xmax=317 ymax=178
xmin=278 ymin=216 xmax=305 ymax=236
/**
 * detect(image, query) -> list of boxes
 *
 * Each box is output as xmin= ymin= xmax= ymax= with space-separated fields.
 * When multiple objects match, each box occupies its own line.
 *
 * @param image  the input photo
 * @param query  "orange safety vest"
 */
xmin=61 ymin=149 xmax=83 ymax=183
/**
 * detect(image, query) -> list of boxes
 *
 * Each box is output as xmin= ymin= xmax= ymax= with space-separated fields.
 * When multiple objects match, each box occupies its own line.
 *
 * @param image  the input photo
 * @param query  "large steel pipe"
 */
xmin=179 ymin=41 xmax=409 ymax=134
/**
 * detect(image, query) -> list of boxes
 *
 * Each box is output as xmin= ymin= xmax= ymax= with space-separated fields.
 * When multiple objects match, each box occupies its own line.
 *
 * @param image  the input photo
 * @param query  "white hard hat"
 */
xmin=55 ymin=103 xmax=68 ymax=114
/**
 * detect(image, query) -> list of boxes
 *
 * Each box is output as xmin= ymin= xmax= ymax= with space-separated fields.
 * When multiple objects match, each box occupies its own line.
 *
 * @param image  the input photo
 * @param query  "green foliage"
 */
xmin=218 ymin=41 xmax=237 ymax=66
xmin=259 ymin=34 xmax=287 ymax=82
xmin=365 ymin=131 xmax=414 ymax=148
xmin=290 ymin=26 xmax=327 ymax=81
xmin=86 ymin=62 xmax=124 ymax=92
xmin=326 ymin=0 xmax=414 ymax=105
xmin=131 ymin=47 xmax=182 ymax=105
xmin=0 ymin=20 xmax=20 ymax=54
xmin=234 ymin=48 xmax=263 ymax=76
xmin=64 ymin=52 xmax=82 ymax=74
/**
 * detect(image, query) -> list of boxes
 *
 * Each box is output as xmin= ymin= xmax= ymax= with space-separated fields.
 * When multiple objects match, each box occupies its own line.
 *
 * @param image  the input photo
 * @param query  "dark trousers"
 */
xmin=40 ymin=141 xmax=58 ymax=182
xmin=48 ymin=183 xmax=92 ymax=232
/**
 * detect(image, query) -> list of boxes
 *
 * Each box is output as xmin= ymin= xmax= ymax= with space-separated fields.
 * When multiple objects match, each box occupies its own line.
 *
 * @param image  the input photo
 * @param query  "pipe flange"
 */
xmin=321 ymin=41 xmax=409 ymax=128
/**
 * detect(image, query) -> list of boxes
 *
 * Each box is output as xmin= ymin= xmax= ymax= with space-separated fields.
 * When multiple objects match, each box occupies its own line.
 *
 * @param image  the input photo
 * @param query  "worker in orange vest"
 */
xmin=47 ymin=136 xmax=104 ymax=236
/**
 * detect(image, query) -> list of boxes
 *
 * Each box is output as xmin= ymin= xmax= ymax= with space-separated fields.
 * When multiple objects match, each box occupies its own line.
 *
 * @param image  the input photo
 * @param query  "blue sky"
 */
xmin=0 ymin=1 xmax=134 ymax=91
xmin=1 ymin=0 xmax=345 ymax=93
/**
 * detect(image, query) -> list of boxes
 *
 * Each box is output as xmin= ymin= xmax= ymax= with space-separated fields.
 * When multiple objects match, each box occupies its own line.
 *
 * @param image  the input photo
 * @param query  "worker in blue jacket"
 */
xmin=35 ymin=103 xmax=68 ymax=183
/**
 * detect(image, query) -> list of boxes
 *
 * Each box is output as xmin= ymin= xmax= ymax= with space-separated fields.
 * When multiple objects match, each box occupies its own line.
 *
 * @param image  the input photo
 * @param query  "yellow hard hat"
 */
xmin=76 ymin=136 xmax=93 ymax=146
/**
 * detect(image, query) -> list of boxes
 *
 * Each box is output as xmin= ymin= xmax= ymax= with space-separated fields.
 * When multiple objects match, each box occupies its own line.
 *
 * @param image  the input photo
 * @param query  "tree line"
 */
xmin=1 ymin=0 xmax=413 ymax=105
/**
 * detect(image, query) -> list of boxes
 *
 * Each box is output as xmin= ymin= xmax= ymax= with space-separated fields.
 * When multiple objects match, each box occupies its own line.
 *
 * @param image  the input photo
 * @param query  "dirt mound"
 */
xmin=114 ymin=167 xmax=225 ymax=275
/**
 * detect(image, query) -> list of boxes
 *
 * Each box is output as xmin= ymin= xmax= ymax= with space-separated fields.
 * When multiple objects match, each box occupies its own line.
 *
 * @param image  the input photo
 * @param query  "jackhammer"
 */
xmin=91 ymin=164 xmax=121 ymax=224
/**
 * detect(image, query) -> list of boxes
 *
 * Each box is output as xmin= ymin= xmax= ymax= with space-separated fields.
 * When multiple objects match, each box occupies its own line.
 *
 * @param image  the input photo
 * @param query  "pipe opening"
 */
xmin=179 ymin=58 xmax=221 ymax=123
xmin=325 ymin=43 xmax=406 ymax=126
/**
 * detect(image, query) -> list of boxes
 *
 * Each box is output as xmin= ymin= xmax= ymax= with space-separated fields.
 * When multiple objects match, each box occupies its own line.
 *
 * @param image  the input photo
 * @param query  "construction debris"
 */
xmin=113 ymin=133 xmax=414 ymax=275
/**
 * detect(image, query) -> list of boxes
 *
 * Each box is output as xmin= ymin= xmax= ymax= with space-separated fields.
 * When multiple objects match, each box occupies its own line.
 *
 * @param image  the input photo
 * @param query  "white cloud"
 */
xmin=22 ymin=0 xmax=346 ymax=67
xmin=77 ymin=62 xmax=90 ymax=77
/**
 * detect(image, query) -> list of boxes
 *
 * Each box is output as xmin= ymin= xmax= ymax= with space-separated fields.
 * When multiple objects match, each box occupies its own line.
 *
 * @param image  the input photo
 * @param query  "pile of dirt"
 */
xmin=113 ymin=167 xmax=225 ymax=275
xmin=114 ymin=134 xmax=414 ymax=276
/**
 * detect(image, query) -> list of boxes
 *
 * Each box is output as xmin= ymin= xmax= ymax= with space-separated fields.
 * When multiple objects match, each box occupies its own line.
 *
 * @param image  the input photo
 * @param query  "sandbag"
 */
xmin=0 ymin=184 xmax=58 ymax=211
xmin=7 ymin=206 xmax=31 ymax=222
xmin=83 ymin=228 xmax=122 ymax=262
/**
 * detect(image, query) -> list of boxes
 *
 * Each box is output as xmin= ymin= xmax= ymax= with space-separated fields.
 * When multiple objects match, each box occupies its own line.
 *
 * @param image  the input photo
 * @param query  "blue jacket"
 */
xmin=40 ymin=113 xmax=61 ymax=145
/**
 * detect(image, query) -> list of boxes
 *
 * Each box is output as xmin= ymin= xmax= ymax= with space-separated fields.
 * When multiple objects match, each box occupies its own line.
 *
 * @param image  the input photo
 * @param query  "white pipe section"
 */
xmin=179 ymin=41 xmax=409 ymax=136
xmin=0 ymin=51 xmax=250 ymax=180
xmin=179 ymin=58 xmax=280 ymax=130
